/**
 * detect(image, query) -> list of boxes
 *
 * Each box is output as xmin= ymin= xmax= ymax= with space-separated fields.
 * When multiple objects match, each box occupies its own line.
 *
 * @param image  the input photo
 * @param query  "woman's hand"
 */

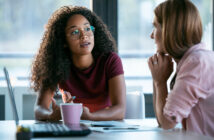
xmin=81 ymin=106 xmax=93 ymax=120
xmin=60 ymin=89 xmax=75 ymax=103
xmin=148 ymin=53 xmax=173 ymax=84
xmin=35 ymin=89 xmax=61 ymax=121
xmin=48 ymin=98 xmax=61 ymax=121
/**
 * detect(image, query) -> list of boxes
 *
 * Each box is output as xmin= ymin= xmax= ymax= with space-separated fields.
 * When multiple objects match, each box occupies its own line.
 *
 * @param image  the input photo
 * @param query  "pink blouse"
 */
xmin=164 ymin=43 xmax=214 ymax=137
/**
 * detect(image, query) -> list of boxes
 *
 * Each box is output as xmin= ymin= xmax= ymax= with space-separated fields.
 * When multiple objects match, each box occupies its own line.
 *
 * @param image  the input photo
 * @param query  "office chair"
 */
xmin=125 ymin=90 xmax=145 ymax=119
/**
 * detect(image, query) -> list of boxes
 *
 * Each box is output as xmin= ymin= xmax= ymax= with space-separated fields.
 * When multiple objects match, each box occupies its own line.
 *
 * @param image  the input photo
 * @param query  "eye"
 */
xmin=71 ymin=29 xmax=79 ymax=35
xmin=84 ymin=27 xmax=91 ymax=32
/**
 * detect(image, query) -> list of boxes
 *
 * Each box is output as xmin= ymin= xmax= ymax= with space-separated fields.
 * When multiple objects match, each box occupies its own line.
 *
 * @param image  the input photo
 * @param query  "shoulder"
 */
xmin=180 ymin=43 xmax=213 ymax=69
xmin=106 ymin=52 xmax=122 ymax=65
xmin=177 ymin=49 xmax=214 ymax=86
xmin=101 ymin=52 xmax=120 ymax=58
xmin=108 ymin=52 xmax=119 ymax=57
xmin=106 ymin=52 xmax=121 ymax=60
xmin=102 ymin=52 xmax=124 ymax=78
xmin=97 ymin=52 xmax=121 ymax=62
xmin=96 ymin=52 xmax=123 ymax=71
xmin=183 ymin=49 xmax=214 ymax=69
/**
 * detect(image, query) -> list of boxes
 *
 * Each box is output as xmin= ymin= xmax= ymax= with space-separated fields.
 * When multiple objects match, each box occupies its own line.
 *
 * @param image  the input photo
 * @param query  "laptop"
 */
xmin=3 ymin=67 xmax=91 ymax=137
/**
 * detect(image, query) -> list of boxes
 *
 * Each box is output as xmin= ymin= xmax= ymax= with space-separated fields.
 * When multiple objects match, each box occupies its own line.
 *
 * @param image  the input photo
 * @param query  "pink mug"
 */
xmin=60 ymin=103 xmax=82 ymax=124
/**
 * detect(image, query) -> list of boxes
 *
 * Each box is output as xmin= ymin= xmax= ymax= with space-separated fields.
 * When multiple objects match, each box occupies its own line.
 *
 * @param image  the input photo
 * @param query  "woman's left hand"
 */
xmin=81 ymin=106 xmax=92 ymax=120
xmin=148 ymin=53 xmax=173 ymax=84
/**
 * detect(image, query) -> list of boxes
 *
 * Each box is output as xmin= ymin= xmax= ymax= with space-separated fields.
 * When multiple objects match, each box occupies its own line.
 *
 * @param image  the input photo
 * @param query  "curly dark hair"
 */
xmin=31 ymin=6 xmax=117 ymax=93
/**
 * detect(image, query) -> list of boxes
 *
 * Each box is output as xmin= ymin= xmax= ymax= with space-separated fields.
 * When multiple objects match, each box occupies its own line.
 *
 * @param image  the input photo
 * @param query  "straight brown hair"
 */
xmin=154 ymin=0 xmax=202 ymax=59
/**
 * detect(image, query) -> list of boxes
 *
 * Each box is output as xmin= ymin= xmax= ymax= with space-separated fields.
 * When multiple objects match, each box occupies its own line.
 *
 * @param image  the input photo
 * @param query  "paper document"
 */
xmin=81 ymin=120 xmax=138 ymax=127
xmin=80 ymin=120 xmax=161 ymax=133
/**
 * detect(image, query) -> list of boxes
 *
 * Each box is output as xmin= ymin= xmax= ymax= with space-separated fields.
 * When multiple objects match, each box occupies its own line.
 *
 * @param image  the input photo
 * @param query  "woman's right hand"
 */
xmin=60 ymin=89 xmax=75 ymax=103
xmin=148 ymin=53 xmax=173 ymax=84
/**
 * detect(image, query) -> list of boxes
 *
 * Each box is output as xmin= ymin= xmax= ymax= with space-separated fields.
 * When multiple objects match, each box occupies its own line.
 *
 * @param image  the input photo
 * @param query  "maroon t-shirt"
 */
xmin=59 ymin=52 xmax=124 ymax=112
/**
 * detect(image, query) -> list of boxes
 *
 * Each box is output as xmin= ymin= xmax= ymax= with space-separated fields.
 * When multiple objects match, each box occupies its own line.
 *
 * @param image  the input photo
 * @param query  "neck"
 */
xmin=174 ymin=58 xmax=179 ymax=64
xmin=72 ymin=54 xmax=94 ymax=70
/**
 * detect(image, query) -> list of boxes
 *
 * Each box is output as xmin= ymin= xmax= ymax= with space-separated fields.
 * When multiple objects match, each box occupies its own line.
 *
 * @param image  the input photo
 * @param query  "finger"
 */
xmin=51 ymin=98 xmax=57 ymax=109
xmin=157 ymin=53 xmax=164 ymax=64
xmin=59 ymin=89 xmax=67 ymax=103
xmin=166 ymin=55 xmax=173 ymax=62
xmin=66 ymin=98 xmax=72 ymax=103
xmin=61 ymin=93 xmax=67 ymax=103
xmin=61 ymin=90 xmax=70 ymax=102
xmin=59 ymin=89 xmax=64 ymax=94
xmin=148 ymin=57 xmax=154 ymax=69
xmin=158 ymin=51 xmax=165 ymax=56
xmin=82 ymin=106 xmax=90 ymax=116
xmin=64 ymin=91 xmax=72 ymax=103
xmin=152 ymin=54 xmax=158 ymax=65
xmin=83 ymin=106 xmax=89 ymax=110
xmin=153 ymin=54 xmax=158 ymax=61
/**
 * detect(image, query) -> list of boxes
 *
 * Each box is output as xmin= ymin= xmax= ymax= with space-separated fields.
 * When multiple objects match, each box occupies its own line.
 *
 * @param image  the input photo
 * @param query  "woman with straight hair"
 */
xmin=31 ymin=6 xmax=126 ymax=121
xmin=148 ymin=0 xmax=214 ymax=137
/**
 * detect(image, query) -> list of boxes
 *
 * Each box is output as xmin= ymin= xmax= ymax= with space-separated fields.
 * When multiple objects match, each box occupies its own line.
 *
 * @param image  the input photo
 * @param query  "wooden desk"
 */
xmin=0 ymin=119 xmax=213 ymax=140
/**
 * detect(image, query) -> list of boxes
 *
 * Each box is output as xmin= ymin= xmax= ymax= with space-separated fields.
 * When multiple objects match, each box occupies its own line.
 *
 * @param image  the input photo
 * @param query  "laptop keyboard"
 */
xmin=28 ymin=123 xmax=70 ymax=132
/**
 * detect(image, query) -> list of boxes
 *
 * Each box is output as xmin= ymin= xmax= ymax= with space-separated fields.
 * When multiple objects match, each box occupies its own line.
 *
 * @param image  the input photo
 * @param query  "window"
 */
xmin=118 ymin=0 xmax=213 ymax=94
xmin=0 ymin=0 xmax=91 ymax=85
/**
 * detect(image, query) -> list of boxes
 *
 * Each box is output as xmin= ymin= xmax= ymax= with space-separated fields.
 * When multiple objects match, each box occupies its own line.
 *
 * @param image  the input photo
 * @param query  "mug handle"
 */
xmin=80 ymin=104 xmax=83 ymax=117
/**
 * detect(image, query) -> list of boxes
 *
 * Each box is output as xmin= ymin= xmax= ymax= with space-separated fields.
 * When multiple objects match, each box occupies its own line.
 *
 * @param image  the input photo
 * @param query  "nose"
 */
xmin=150 ymin=31 xmax=154 ymax=39
xmin=80 ymin=35 xmax=88 ymax=40
xmin=80 ymin=30 xmax=88 ymax=40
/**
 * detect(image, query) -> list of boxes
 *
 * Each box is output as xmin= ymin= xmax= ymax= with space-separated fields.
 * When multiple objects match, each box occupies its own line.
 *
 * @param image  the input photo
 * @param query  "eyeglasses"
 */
xmin=66 ymin=25 xmax=95 ymax=40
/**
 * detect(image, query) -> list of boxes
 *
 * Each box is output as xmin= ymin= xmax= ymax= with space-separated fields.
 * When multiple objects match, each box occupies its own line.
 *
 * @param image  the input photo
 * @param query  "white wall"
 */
xmin=0 ymin=86 xmax=37 ymax=120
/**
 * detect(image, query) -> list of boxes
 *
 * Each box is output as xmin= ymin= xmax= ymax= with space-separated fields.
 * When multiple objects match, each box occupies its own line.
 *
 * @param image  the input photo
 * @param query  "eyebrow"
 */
xmin=66 ymin=23 xmax=90 ymax=31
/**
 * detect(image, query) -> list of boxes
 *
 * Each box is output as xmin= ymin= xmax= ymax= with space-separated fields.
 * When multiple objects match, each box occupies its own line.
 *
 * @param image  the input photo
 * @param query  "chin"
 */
xmin=156 ymin=50 xmax=166 ymax=55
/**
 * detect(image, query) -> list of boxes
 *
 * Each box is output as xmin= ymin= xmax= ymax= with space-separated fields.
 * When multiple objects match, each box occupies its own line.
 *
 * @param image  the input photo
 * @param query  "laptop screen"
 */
xmin=3 ymin=67 xmax=19 ymax=125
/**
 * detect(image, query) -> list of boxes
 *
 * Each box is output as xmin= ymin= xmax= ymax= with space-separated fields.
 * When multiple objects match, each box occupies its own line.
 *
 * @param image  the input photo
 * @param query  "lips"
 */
xmin=80 ymin=42 xmax=91 ymax=47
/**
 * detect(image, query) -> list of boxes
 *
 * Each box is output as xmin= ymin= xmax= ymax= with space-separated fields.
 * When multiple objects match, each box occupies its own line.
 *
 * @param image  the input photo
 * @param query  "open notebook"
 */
xmin=3 ymin=67 xmax=91 ymax=137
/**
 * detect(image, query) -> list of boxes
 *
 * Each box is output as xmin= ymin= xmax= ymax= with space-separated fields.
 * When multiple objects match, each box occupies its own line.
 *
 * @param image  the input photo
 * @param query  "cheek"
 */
xmin=91 ymin=35 xmax=94 ymax=42
xmin=154 ymin=30 xmax=161 ymax=42
xmin=66 ymin=36 xmax=76 ymax=46
xmin=90 ymin=36 xmax=95 ymax=46
xmin=66 ymin=40 xmax=78 ymax=52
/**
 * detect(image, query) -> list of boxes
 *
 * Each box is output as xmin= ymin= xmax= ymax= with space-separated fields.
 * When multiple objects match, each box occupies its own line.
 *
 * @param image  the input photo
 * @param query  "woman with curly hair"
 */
xmin=31 ymin=6 xmax=126 ymax=121
xmin=148 ymin=0 xmax=214 ymax=137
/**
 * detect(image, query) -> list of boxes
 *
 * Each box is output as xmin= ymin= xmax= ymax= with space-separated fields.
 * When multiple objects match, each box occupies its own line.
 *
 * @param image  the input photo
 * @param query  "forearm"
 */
xmin=155 ymin=82 xmax=175 ymax=129
xmin=153 ymin=82 xmax=161 ymax=127
xmin=89 ymin=105 xmax=125 ymax=121
xmin=87 ymin=74 xmax=126 ymax=121
xmin=34 ymin=105 xmax=51 ymax=121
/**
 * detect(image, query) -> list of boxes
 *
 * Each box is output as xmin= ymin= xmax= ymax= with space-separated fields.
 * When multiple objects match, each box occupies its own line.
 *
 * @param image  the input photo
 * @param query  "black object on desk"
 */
xmin=103 ymin=127 xmax=139 ymax=130
xmin=91 ymin=124 xmax=115 ymax=127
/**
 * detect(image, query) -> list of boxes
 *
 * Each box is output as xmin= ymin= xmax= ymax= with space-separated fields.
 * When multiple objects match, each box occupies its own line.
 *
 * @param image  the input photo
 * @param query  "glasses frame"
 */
xmin=66 ymin=25 xmax=95 ymax=40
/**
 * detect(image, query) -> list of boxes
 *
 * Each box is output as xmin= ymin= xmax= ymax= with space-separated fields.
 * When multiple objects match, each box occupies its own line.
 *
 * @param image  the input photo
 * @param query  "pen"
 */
xmin=70 ymin=96 xmax=76 ymax=103
xmin=103 ymin=127 xmax=139 ymax=130
xmin=91 ymin=124 xmax=115 ymax=127
xmin=60 ymin=89 xmax=76 ymax=103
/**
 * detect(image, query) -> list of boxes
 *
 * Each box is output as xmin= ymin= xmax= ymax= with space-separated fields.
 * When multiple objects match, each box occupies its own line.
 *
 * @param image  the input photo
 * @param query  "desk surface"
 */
xmin=0 ymin=119 xmax=213 ymax=140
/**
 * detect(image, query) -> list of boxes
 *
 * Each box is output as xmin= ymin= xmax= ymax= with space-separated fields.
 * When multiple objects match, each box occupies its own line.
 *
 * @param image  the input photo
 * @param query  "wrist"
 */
xmin=88 ymin=112 xmax=95 ymax=121
xmin=154 ymin=81 xmax=167 ymax=87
